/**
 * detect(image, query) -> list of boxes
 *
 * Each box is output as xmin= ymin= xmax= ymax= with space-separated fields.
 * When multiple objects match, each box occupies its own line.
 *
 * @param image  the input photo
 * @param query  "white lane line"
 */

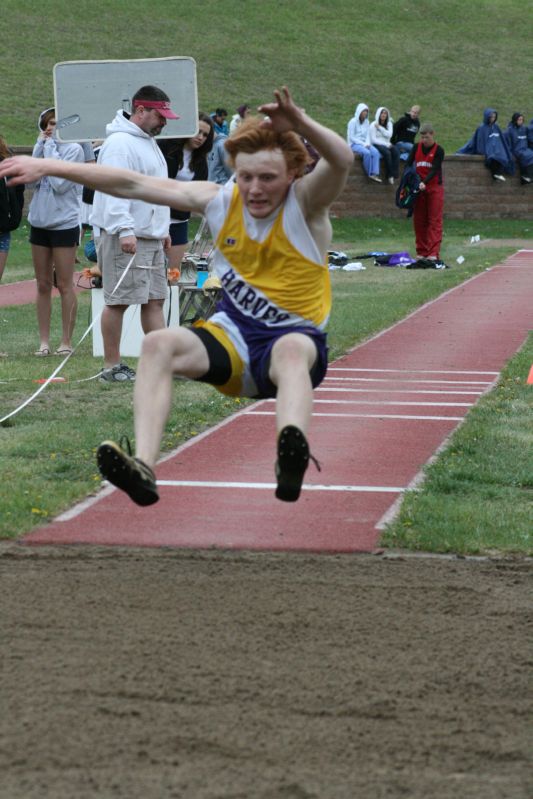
xmin=328 ymin=367 xmax=499 ymax=375
xmin=245 ymin=411 xmax=464 ymax=421
xmin=316 ymin=387 xmax=485 ymax=396
xmin=156 ymin=480 xmax=405 ymax=493
xmin=263 ymin=398 xmax=474 ymax=408
xmin=324 ymin=376 xmax=492 ymax=385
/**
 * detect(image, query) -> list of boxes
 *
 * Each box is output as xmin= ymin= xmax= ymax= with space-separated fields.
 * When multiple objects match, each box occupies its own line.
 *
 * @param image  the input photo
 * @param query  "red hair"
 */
xmin=224 ymin=117 xmax=310 ymax=177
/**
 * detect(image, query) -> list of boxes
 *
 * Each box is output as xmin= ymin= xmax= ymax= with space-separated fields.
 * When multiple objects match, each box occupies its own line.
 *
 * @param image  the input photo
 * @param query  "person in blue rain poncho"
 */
xmin=457 ymin=108 xmax=514 ymax=181
xmin=505 ymin=113 xmax=533 ymax=184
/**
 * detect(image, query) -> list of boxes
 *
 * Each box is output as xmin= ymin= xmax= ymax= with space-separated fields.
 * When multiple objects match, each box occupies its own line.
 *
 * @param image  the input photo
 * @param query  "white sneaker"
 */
xmin=493 ymin=174 xmax=506 ymax=181
xmin=388 ymin=177 xmax=395 ymax=185
xmin=369 ymin=175 xmax=382 ymax=183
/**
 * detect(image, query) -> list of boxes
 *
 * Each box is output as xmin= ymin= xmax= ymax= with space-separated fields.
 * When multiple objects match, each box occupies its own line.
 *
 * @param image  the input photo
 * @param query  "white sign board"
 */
xmin=53 ymin=57 xmax=198 ymax=142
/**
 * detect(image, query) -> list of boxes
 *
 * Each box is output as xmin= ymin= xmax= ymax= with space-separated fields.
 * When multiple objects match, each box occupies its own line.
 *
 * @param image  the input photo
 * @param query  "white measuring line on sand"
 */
xmin=156 ymin=480 xmax=405 ymax=493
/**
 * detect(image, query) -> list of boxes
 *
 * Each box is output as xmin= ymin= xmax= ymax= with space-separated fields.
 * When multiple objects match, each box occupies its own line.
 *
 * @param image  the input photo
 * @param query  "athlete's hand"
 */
xmin=120 ymin=236 xmax=137 ymax=254
xmin=258 ymin=86 xmax=305 ymax=133
xmin=0 ymin=155 xmax=45 ymax=185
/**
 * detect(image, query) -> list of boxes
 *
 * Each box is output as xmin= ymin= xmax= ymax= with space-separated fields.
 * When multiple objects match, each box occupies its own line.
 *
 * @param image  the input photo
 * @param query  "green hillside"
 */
xmin=2 ymin=0 xmax=532 ymax=149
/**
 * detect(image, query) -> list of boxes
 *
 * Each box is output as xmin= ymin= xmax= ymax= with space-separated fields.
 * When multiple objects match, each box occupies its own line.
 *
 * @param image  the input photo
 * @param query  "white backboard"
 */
xmin=53 ymin=57 xmax=198 ymax=142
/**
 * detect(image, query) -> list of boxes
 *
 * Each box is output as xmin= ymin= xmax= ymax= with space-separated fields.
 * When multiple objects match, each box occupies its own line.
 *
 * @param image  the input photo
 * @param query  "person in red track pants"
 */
xmin=406 ymin=123 xmax=446 ymax=268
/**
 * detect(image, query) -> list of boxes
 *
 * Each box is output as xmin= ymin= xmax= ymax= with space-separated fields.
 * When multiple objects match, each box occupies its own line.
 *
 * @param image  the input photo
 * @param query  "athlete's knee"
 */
xmin=140 ymin=328 xmax=178 ymax=361
xmin=271 ymin=334 xmax=317 ymax=372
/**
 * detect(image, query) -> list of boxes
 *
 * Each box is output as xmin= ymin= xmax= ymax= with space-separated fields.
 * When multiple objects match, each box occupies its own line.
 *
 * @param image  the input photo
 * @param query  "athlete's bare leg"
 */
xmin=133 ymin=326 xmax=210 ymax=467
xmin=269 ymin=333 xmax=317 ymax=435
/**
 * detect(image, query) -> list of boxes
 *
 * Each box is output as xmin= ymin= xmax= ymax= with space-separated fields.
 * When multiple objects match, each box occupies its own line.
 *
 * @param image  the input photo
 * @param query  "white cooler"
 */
xmin=91 ymin=286 xmax=180 ymax=357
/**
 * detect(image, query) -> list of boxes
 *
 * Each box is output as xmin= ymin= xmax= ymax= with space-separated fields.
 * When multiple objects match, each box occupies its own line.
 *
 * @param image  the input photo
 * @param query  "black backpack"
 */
xmin=0 ymin=177 xmax=23 ymax=232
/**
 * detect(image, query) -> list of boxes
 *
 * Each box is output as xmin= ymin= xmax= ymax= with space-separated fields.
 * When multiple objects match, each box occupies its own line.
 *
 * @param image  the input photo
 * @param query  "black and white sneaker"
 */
xmin=98 ymin=363 xmax=136 ymax=383
xmin=97 ymin=439 xmax=159 ymax=506
xmin=434 ymin=260 xmax=450 ymax=269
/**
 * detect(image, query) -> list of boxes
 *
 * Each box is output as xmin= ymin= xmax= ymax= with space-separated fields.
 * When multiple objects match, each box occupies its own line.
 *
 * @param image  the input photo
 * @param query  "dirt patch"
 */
xmin=1 ymin=544 xmax=531 ymax=799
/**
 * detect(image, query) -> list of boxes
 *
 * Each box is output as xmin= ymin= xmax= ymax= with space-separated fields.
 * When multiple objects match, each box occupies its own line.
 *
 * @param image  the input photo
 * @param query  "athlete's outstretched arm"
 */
xmin=0 ymin=156 xmax=219 ymax=215
xmin=258 ymin=86 xmax=353 ymax=212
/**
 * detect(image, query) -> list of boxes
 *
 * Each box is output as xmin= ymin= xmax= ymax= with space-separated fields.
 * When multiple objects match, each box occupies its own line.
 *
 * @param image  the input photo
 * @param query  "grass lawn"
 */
xmin=2 ymin=0 xmax=532 ymax=150
xmin=1 ymin=218 xmax=531 ymax=552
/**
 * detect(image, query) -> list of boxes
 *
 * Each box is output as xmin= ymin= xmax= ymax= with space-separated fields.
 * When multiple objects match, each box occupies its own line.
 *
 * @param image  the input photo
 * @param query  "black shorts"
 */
xmin=29 ymin=225 xmax=80 ymax=248
xmin=169 ymin=221 xmax=189 ymax=246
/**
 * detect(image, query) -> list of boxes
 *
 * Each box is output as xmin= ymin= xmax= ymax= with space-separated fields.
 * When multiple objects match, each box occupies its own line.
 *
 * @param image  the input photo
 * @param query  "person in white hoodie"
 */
xmin=28 ymin=108 xmax=84 ymax=356
xmin=346 ymin=103 xmax=382 ymax=182
xmin=91 ymin=85 xmax=177 ymax=383
xmin=369 ymin=106 xmax=399 ymax=184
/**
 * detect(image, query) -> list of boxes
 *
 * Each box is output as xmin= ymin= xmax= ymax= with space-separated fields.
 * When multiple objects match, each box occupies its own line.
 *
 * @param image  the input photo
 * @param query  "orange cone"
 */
xmin=527 ymin=365 xmax=533 ymax=384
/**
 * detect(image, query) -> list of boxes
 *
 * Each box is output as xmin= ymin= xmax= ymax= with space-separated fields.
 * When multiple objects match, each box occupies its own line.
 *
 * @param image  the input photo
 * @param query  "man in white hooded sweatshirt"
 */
xmin=91 ymin=85 xmax=178 ymax=383
xmin=346 ymin=103 xmax=381 ymax=182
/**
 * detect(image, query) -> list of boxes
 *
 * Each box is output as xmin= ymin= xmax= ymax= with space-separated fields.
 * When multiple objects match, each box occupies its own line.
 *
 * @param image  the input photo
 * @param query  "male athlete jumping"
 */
xmin=0 ymin=87 xmax=353 ymax=504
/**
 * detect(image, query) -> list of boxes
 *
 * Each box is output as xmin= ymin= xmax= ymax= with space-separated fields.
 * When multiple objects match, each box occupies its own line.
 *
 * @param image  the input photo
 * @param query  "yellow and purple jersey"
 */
xmin=193 ymin=181 xmax=330 ymax=397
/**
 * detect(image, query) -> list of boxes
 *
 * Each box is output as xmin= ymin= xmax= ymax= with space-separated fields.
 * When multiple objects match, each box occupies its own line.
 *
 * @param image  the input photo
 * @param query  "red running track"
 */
xmin=22 ymin=250 xmax=533 ymax=552
xmin=0 ymin=274 xmax=85 ymax=308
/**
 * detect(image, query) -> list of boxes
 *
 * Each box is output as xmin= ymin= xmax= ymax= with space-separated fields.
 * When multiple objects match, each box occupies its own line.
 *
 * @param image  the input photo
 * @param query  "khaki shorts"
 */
xmin=97 ymin=231 xmax=167 ymax=305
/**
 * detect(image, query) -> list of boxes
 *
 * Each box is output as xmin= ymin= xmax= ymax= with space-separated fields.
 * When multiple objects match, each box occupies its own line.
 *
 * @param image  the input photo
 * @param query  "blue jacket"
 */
xmin=457 ymin=108 xmax=514 ymax=174
xmin=526 ymin=119 xmax=533 ymax=149
xmin=505 ymin=116 xmax=533 ymax=168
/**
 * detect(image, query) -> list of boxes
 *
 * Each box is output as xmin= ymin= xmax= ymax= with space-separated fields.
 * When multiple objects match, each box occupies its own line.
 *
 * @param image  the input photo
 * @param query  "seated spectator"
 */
xmin=208 ymin=129 xmax=233 ymax=184
xmin=346 ymin=102 xmax=382 ymax=182
xmin=210 ymin=108 xmax=229 ymax=136
xmin=369 ymin=106 xmax=400 ymax=184
xmin=505 ymin=113 xmax=533 ymax=184
xmin=392 ymin=105 xmax=421 ymax=160
xmin=527 ymin=118 xmax=533 ymax=149
xmin=457 ymin=108 xmax=514 ymax=181
xmin=229 ymin=104 xmax=250 ymax=135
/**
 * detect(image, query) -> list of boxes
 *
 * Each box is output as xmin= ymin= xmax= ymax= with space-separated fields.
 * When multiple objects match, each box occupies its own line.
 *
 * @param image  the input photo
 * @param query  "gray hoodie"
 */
xmin=90 ymin=110 xmax=170 ymax=239
xmin=28 ymin=135 xmax=84 ymax=230
xmin=347 ymin=103 xmax=371 ymax=148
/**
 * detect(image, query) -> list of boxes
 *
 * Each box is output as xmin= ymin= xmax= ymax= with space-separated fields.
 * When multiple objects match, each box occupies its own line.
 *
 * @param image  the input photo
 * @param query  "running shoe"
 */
xmin=98 ymin=363 xmax=136 ymax=383
xmin=275 ymin=425 xmax=320 ymax=502
xmin=97 ymin=439 xmax=159 ymax=506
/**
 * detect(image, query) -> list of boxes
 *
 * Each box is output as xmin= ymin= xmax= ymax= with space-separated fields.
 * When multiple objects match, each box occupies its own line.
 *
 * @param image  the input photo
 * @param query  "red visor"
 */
xmin=133 ymin=99 xmax=179 ymax=119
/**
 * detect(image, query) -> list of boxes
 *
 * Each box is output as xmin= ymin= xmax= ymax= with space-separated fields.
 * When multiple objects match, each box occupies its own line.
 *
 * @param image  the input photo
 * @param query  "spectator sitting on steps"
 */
xmin=505 ymin=113 xmax=533 ymax=185
xmin=392 ymin=105 xmax=421 ymax=161
xmin=369 ymin=106 xmax=400 ymax=185
xmin=457 ymin=108 xmax=514 ymax=181
xmin=346 ymin=103 xmax=382 ymax=182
